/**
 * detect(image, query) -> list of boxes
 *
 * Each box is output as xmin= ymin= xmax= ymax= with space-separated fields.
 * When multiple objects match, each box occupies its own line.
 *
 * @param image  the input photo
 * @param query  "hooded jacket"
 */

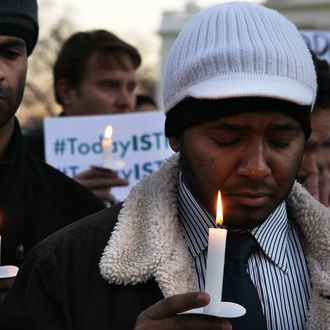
xmin=1 ymin=154 xmax=329 ymax=329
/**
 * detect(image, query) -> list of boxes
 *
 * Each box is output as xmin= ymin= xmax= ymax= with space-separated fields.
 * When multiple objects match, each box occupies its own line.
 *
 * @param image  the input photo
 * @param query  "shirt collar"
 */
xmin=178 ymin=172 xmax=288 ymax=272
xmin=178 ymin=172 xmax=215 ymax=258
xmin=250 ymin=202 xmax=288 ymax=272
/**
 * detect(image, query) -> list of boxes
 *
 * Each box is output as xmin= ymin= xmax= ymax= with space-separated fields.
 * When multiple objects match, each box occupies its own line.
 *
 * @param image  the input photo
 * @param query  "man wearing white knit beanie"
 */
xmin=1 ymin=2 xmax=329 ymax=330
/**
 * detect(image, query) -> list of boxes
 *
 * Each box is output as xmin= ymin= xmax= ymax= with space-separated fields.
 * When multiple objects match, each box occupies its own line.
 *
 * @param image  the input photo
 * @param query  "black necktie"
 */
xmin=222 ymin=232 xmax=267 ymax=330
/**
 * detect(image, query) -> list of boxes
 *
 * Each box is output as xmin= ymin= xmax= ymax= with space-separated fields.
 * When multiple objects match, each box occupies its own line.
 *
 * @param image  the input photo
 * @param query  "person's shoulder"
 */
xmin=32 ymin=203 xmax=122 ymax=260
xmin=22 ymin=125 xmax=45 ymax=161
xmin=23 ymin=150 xmax=105 ymax=214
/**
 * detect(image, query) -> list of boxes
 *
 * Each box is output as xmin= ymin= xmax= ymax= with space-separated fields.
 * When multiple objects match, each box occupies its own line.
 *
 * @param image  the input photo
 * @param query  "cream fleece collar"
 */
xmin=99 ymin=154 xmax=197 ymax=297
xmin=99 ymin=154 xmax=330 ymax=300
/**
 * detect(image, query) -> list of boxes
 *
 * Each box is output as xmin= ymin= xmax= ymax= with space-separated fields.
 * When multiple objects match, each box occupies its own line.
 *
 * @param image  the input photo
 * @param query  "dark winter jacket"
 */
xmin=0 ymin=154 xmax=329 ymax=329
xmin=0 ymin=120 xmax=104 ymax=266
xmin=0 ymin=203 xmax=163 ymax=329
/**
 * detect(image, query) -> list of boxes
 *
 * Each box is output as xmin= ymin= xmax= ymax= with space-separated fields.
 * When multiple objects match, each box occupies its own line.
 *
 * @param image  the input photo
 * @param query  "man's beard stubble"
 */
xmin=178 ymin=147 xmax=297 ymax=230
xmin=0 ymin=80 xmax=25 ymax=129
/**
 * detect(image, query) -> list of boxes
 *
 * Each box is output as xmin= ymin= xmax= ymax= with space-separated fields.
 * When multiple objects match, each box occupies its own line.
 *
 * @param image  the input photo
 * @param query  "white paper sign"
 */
xmin=44 ymin=112 xmax=174 ymax=202
xmin=300 ymin=30 xmax=330 ymax=63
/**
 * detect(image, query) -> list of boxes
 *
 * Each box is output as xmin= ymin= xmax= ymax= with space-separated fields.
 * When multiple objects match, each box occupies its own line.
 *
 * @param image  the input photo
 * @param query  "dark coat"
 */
xmin=0 ymin=203 xmax=163 ymax=330
xmin=0 ymin=120 xmax=104 ymax=266
xmin=1 ymin=153 xmax=330 ymax=329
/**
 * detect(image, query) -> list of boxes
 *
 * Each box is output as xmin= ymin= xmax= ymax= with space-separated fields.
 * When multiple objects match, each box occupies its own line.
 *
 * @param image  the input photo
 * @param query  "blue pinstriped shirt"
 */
xmin=178 ymin=173 xmax=311 ymax=330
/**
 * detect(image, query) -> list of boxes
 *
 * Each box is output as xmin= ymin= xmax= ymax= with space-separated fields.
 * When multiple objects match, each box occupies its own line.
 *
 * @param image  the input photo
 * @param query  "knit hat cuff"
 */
xmin=165 ymin=73 xmax=315 ymax=113
xmin=165 ymin=97 xmax=311 ymax=139
xmin=0 ymin=16 xmax=38 ymax=56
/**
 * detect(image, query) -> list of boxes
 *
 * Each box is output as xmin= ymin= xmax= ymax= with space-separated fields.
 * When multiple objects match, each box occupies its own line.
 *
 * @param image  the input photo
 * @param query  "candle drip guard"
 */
xmin=0 ymin=265 xmax=19 ymax=279
xmin=182 ymin=301 xmax=246 ymax=318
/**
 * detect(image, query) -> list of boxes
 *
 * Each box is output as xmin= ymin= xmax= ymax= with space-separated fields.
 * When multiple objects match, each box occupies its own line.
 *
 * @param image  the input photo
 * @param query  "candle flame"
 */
xmin=216 ymin=190 xmax=223 ymax=225
xmin=104 ymin=125 xmax=113 ymax=139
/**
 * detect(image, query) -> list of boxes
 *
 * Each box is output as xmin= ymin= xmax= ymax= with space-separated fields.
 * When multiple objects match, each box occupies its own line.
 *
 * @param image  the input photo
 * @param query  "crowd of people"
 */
xmin=0 ymin=0 xmax=105 ymax=305
xmin=23 ymin=28 xmax=157 ymax=206
xmin=0 ymin=0 xmax=329 ymax=329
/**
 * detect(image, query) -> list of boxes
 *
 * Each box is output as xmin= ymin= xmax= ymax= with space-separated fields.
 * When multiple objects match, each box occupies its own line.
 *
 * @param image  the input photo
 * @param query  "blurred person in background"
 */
xmin=317 ymin=149 xmax=330 ymax=206
xmin=135 ymin=93 xmax=158 ymax=112
xmin=0 ymin=0 xmax=104 ymax=305
xmin=298 ymin=51 xmax=330 ymax=206
xmin=25 ymin=29 xmax=142 ymax=206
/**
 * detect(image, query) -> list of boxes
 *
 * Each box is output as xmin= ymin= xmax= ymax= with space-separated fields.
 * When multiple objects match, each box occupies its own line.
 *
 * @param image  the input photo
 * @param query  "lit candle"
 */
xmin=102 ymin=125 xmax=113 ymax=169
xmin=181 ymin=190 xmax=245 ymax=317
xmin=204 ymin=190 xmax=227 ymax=314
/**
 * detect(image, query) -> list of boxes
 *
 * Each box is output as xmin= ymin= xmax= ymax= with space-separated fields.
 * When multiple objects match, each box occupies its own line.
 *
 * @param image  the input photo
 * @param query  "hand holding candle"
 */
xmin=0 ymin=234 xmax=19 ymax=300
xmin=0 ymin=223 xmax=19 ymax=299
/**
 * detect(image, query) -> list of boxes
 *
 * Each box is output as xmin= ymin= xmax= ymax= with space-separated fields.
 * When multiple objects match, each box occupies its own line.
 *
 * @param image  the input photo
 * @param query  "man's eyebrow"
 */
xmin=209 ymin=122 xmax=301 ymax=131
xmin=269 ymin=122 xmax=301 ymax=131
xmin=0 ymin=38 xmax=26 ymax=49
xmin=98 ymin=78 xmax=120 ymax=84
xmin=210 ymin=122 xmax=247 ymax=130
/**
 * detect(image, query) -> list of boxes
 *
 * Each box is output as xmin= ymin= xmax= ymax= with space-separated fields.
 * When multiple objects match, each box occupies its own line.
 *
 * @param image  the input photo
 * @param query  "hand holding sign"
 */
xmin=44 ymin=112 xmax=174 ymax=202
xmin=74 ymin=166 xmax=129 ymax=206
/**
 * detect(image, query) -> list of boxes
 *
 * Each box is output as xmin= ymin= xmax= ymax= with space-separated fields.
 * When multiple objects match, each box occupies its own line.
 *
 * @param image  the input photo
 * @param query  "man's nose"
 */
xmin=236 ymin=141 xmax=271 ymax=180
xmin=116 ymin=89 xmax=134 ymax=112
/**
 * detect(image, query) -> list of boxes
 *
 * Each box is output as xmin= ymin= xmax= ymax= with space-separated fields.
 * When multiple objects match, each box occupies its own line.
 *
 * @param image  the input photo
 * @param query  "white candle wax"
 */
xmin=102 ymin=125 xmax=113 ymax=169
xmin=181 ymin=191 xmax=245 ymax=319
xmin=0 ymin=235 xmax=1 ymax=265
xmin=204 ymin=227 xmax=227 ymax=314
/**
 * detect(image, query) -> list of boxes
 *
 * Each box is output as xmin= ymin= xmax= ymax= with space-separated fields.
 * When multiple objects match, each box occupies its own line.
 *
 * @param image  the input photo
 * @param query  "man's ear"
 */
xmin=169 ymin=136 xmax=181 ymax=152
xmin=55 ymin=79 xmax=76 ymax=106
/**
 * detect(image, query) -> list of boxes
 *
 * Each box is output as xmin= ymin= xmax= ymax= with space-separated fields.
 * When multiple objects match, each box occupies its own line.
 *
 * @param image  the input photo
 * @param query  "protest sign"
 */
xmin=300 ymin=30 xmax=330 ymax=62
xmin=44 ymin=111 xmax=174 ymax=201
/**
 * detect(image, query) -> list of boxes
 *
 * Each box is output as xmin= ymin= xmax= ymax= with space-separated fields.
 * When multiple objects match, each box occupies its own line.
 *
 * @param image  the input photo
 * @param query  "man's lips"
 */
xmin=228 ymin=191 xmax=272 ymax=207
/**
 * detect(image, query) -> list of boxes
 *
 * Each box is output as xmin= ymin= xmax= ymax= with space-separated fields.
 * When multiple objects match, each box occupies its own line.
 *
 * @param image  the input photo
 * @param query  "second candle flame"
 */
xmin=216 ymin=190 xmax=223 ymax=225
xmin=104 ymin=125 xmax=113 ymax=139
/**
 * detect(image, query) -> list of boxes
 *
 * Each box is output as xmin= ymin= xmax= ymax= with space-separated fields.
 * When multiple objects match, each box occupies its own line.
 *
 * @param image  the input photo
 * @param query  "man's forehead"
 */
xmin=88 ymin=52 xmax=135 ymax=71
xmin=308 ymin=109 xmax=330 ymax=144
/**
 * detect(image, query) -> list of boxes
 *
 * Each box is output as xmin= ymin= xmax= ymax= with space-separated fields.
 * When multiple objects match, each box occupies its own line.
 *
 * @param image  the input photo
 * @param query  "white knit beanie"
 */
xmin=163 ymin=1 xmax=317 ymax=114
